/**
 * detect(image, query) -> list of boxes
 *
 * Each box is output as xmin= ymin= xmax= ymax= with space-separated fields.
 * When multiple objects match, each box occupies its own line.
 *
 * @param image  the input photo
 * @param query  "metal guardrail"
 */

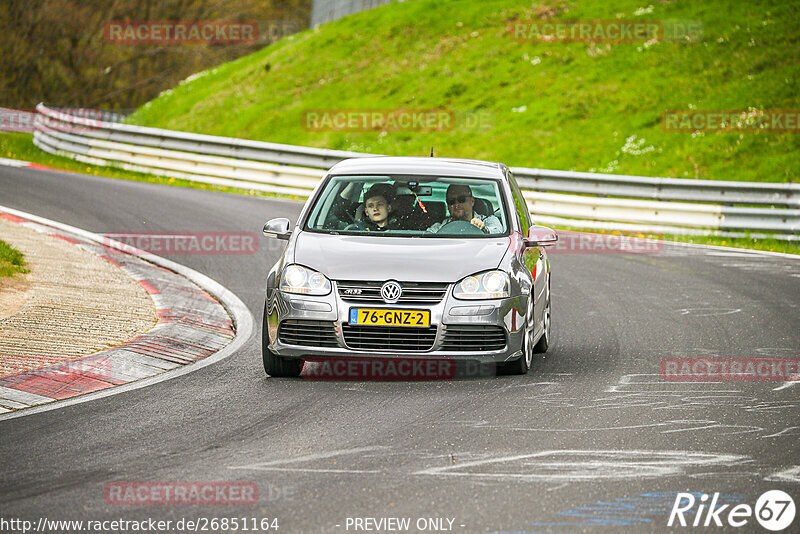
xmin=512 ymin=168 xmax=799 ymax=208
xmin=33 ymin=104 xmax=799 ymax=237
xmin=311 ymin=0 xmax=406 ymax=27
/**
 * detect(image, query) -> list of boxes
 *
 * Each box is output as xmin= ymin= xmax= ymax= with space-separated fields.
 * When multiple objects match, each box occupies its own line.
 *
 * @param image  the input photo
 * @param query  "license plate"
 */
xmin=349 ymin=308 xmax=430 ymax=328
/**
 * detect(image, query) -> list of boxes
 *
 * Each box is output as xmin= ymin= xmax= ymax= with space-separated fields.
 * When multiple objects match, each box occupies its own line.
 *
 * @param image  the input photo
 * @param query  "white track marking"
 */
xmin=414 ymin=450 xmax=747 ymax=482
xmin=704 ymin=251 xmax=765 ymax=257
xmin=773 ymin=380 xmax=799 ymax=391
xmin=761 ymin=426 xmax=800 ymax=439
xmin=241 ymin=467 xmax=382 ymax=474
xmin=228 ymin=446 xmax=387 ymax=471
xmin=766 ymin=466 xmax=800 ymax=483
xmin=606 ymin=374 xmax=742 ymax=393
xmin=676 ymin=307 xmax=742 ymax=316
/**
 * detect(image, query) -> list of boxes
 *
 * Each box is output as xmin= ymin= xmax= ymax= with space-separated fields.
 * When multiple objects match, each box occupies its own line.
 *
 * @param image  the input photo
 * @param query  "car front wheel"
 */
xmin=499 ymin=293 xmax=535 ymax=375
xmin=262 ymin=303 xmax=302 ymax=377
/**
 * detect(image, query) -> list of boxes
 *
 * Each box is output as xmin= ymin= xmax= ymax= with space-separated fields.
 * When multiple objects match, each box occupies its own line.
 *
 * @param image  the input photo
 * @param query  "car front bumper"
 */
xmin=266 ymin=282 xmax=527 ymax=364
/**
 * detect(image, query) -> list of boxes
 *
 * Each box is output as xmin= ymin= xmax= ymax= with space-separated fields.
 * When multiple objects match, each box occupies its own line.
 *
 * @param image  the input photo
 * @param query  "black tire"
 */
xmin=262 ymin=303 xmax=302 ymax=377
xmin=500 ymin=352 xmax=530 ymax=375
xmin=533 ymin=292 xmax=551 ymax=354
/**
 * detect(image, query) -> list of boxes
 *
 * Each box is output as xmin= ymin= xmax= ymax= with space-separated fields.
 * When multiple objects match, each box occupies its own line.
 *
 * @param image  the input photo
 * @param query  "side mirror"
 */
xmin=524 ymin=225 xmax=558 ymax=248
xmin=263 ymin=218 xmax=292 ymax=240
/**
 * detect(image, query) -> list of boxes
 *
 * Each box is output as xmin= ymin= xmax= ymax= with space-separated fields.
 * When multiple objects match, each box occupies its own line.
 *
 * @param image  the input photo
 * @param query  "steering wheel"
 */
xmin=436 ymin=220 xmax=485 ymax=235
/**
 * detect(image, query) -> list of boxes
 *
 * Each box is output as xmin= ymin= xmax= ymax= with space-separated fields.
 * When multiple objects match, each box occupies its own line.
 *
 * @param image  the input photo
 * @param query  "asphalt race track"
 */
xmin=1 ymin=166 xmax=799 ymax=533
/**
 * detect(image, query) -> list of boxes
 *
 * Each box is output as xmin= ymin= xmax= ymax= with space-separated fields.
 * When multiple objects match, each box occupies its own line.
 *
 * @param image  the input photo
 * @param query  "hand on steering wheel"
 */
xmin=436 ymin=220 xmax=485 ymax=235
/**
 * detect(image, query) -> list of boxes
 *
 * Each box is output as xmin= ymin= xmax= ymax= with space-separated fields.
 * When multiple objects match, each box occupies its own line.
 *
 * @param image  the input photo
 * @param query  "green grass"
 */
xmin=126 ymin=0 xmax=799 ymax=183
xmin=0 ymin=239 xmax=29 ymax=278
xmin=8 ymin=0 xmax=800 ymax=255
xmin=0 ymin=132 xmax=305 ymax=202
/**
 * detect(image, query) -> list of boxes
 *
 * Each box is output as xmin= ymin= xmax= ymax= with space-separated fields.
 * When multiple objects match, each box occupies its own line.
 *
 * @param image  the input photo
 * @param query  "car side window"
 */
xmin=507 ymin=172 xmax=531 ymax=235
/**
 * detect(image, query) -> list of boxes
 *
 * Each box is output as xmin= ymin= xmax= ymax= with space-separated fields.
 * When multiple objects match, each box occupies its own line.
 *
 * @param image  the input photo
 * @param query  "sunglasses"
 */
xmin=446 ymin=194 xmax=472 ymax=205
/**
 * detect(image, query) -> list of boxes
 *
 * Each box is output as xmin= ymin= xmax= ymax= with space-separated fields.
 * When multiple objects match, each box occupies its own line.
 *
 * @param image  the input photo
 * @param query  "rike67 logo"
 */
xmin=669 ymin=490 xmax=795 ymax=531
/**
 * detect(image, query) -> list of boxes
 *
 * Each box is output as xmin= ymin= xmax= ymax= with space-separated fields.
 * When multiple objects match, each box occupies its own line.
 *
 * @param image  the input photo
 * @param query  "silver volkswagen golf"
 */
xmin=262 ymin=157 xmax=557 ymax=377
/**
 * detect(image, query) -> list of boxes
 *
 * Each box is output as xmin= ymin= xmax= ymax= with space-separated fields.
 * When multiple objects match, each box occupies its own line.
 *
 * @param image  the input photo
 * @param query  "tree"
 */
xmin=0 ymin=0 xmax=310 ymax=111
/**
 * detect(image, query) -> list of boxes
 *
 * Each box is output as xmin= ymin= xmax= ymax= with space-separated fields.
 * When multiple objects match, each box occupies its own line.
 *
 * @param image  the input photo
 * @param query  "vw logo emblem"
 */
xmin=380 ymin=281 xmax=402 ymax=303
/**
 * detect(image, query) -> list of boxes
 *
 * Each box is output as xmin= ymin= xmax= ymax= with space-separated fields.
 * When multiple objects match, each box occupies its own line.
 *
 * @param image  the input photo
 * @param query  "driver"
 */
xmin=427 ymin=184 xmax=502 ymax=234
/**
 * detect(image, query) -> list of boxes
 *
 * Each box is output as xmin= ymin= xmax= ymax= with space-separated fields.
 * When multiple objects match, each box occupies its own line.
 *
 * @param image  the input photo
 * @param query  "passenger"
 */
xmin=427 ymin=184 xmax=503 ymax=234
xmin=345 ymin=183 xmax=399 ymax=232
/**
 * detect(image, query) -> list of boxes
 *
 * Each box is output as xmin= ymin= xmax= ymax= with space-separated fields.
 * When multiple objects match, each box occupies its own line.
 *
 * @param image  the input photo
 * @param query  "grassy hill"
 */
xmin=126 ymin=0 xmax=799 ymax=182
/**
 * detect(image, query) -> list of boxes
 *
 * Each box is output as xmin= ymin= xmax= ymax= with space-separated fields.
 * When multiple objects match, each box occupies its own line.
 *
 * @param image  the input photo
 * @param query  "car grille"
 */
xmin=442 ymin=325 xmax=506 ymax=351
xmin=336 ymin=280 xmax=449 ymax=304
xmin=341 ymin=324 xmax=437 ymax=351
xmin=278 ymin=320 xmax=338 ymax=347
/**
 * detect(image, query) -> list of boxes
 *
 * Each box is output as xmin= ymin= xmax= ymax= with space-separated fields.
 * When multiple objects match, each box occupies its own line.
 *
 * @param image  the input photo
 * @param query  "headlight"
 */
xmin=280 ymin=265 xmax=331 ymax=295
xmin=453 ymin=270 xmax=510 ymax=300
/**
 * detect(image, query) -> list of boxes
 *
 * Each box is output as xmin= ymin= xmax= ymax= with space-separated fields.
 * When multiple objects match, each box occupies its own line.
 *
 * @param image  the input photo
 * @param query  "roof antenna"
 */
xmin=430 ymin=146 xmax=434 ymax=157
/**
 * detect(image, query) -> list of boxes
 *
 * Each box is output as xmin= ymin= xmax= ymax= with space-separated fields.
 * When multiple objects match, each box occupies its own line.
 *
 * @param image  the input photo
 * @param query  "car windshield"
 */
xmin=304 ymin=175 xmax=509 ymax=237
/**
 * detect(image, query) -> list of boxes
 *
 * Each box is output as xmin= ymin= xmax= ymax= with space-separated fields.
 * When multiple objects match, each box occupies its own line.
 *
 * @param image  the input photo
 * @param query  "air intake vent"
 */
xmin=442 ymin=325 xmax=506 ymax=351
xmin=341 ymin=324 xmax=437 ymax=351
xmin=278 ymin=320 xmax=338 ymax=347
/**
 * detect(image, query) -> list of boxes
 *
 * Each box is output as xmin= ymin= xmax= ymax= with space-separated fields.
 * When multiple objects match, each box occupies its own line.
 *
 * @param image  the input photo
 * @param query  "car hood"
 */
xmin=293 ymin=232 xmax=509 ymax=282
